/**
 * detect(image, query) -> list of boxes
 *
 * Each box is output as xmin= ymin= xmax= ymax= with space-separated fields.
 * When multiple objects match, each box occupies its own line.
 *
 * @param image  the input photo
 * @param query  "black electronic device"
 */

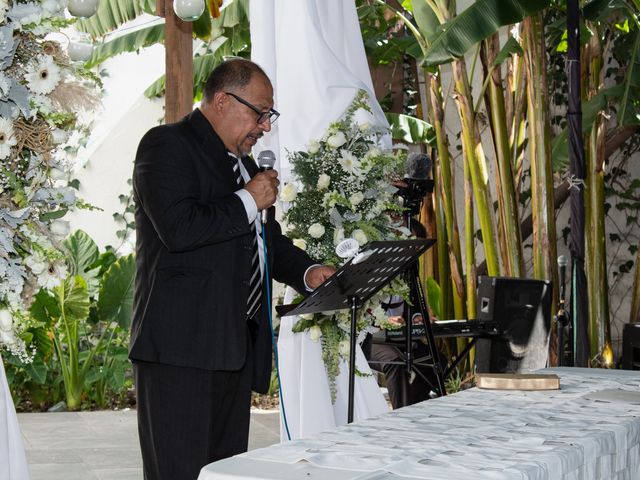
xmin=474 ymin=276 xmax=552 ymax=374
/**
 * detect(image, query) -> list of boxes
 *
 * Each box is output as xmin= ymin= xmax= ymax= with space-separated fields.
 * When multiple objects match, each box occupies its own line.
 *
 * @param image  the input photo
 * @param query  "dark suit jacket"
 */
xmin=130 ymin=109 xmax=315 ymax=393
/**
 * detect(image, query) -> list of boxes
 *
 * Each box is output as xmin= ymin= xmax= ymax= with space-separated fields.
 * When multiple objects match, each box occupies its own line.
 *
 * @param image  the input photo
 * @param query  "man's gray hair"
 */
xmin=202 ymin=59 xmax=270 ymax=104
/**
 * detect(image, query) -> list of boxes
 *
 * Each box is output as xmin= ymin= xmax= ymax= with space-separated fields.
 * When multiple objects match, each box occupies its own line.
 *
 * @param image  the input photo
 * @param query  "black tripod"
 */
xmin=367 ymin=179 xmax=447 ymax=401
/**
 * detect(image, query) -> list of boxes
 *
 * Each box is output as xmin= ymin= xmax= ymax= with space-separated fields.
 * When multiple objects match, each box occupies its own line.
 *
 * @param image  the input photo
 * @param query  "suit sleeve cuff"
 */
xmin=234 ymin=189 xmax=258 ymax=223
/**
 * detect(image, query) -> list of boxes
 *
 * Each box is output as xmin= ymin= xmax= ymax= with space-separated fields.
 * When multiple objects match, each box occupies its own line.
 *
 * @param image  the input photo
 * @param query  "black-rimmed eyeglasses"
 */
xmin=225 ymin=92 xmax=280 ymax=125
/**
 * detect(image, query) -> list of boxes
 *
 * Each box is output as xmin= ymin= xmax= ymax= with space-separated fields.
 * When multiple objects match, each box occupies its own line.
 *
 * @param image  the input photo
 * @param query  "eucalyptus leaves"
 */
xmin=283 ymin=90 xmax=409 ymax=401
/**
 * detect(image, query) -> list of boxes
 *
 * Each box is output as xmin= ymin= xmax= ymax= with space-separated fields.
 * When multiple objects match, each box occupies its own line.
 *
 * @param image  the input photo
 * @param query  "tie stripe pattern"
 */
xmin=232 ymin=157 xmax=262 ymax=320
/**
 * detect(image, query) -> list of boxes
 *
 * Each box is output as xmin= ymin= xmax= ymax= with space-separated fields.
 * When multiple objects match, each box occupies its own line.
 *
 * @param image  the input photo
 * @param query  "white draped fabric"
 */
xmin=250 ymin=0 xmax=390 ymax=441
xmin=0 ymin=355 xmax=30 ymax=480
xmin=277 ymin=289 xmax=388 ymax=441
xmin=250 ymin=0 xmax=388 ymax=183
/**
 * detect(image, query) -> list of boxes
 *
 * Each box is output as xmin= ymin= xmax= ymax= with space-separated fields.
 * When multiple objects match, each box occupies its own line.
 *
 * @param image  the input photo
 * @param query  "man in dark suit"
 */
xmin=130 ymin=58 xmax=335 ymax=480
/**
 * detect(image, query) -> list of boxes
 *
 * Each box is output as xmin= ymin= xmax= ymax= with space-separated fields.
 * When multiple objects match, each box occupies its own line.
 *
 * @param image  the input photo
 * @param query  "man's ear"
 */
xmin=211 ymin=91 xmax=227 ymax=115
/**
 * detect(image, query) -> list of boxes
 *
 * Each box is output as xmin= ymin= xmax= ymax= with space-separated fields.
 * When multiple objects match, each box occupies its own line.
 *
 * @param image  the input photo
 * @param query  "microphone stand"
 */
xmin=556 ymin=258 xmax=572 ymax=366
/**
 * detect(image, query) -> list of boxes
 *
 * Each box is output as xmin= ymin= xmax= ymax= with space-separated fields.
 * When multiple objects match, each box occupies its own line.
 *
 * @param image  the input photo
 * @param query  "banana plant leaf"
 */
xmin=85 ymin=22 xmax=164 ymax=68
xmin=144 ymin=36 xmax=233 ymax=98
xmin=385 ymin=112 xmax=435 ymax=145
xmin=422 ymin=0 xmax=552 ymax=67
xmin=75 ymin=0 xmax=156 ymax=39
xmin=552 ymin=84 xmax=637 ymax=170
xmin=583 ymin=0 xmax=628 ymax=22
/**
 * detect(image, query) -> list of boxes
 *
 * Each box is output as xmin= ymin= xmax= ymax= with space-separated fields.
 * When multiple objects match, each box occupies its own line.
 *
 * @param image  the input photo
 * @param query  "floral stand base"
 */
xmin=277 ymin=289 xmax=389 ymax=441
xmin=0 ymin=354 xmax=30 ymax=480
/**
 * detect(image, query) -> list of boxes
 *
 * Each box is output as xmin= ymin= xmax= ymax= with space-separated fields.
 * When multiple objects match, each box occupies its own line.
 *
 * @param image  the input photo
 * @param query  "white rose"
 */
xmin=292 ymin=238 xmax=307 ymax=250
xmin=308 ymin=223 xmax=325 ymax=239
xmin=359 ymin=122 xmax=371 ymax=132
xmin=333 ymin=227 xmax=344 ymax=246
xmin=0 ymin=309 xmax=13 ymax=332
xmin=364 ymin=147 xmax=381 ymax=160
xmin=51 ymin=128 xmax=68 ymax=145
xmin=352 ymin=229 xmax=368 ymax=246
xmin=326 ymin=131 xmax=347 ymax=149
xmin=49 ymin=166 xmax=67 ymax=181
xmin=50 ymin=220 xmax=70 ymax=238
xmin=338 ymin=339 xmax=351 ymax=357
xmin=280 ymin=183 xmax=297 ymax=202
xmin=307 ymin=140 xmax=320 ymax=154
xmin=0 ymin=329 xmax=16 ymax=346
xmin=317 ymin=173 xmax=330 ymax=190
xmin=349 ymin=192 xmax=364 ymax=206
xmin=309 ymin=325 xmax=322 ymax=342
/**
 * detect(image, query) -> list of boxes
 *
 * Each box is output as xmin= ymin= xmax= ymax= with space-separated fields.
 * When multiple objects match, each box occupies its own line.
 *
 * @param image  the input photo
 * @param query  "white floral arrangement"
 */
xmin=0 ymin=0 xmax=100 ymax=361
xmin=282 ymin=90 xmax=410 ymax=401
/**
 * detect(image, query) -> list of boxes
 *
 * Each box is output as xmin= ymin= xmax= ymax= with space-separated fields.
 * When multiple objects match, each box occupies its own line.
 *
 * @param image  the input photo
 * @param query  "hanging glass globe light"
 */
xmin=67 ymin=0 xmax=100 ymax=18
xmin=67 ymin=42 xmax=94 ymax=62
xmin=173 ymin=0 xmax=204 ymax=22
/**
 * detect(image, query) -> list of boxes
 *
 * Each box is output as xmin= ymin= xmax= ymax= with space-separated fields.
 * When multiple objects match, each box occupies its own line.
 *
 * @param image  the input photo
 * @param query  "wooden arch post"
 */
xmin=157 ymin=0 xmax=194 ymax=123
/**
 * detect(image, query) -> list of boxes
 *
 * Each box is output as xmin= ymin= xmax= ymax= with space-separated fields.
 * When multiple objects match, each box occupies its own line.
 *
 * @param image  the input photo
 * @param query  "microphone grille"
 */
xmin=557 ymin=255 xmax=568 ymax=267
xmin=257 ymin=150 xmax=276 ymax=168
xmin=405 ymin=152 xmax=431 ymax=179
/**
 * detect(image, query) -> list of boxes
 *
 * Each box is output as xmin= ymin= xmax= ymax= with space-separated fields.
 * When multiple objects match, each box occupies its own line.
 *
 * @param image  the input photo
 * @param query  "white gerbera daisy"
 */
xmin=37 ymin=259 xmax=68 ymax=289
xmin=0 ymin=117 xmax=18 ymax=160
xmin=338 ymin=150 xmax=360 ymax=175
xmin=25 ymin=55 xmax=61 ymax=95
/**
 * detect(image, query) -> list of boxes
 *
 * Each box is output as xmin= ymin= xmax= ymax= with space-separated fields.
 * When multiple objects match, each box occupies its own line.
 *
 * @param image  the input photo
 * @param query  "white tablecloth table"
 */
xmin=200 ymin=367 xmax=640 ymax=479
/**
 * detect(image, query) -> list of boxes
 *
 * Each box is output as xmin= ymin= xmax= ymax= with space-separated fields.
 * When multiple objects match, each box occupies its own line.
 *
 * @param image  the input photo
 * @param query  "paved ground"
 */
xmin=18 ymin=408 xmax=280 ymax=480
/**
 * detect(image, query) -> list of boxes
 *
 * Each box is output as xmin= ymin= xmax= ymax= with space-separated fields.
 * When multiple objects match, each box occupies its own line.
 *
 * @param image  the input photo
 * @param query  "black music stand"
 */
xmin=277 ymin=239 xmax=436 ymax=423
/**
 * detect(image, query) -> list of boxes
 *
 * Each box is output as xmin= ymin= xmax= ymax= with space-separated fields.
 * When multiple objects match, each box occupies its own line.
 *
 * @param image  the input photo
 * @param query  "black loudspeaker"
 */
xmin=622 ymin=323 xmax=640 ymax=370
xmin=475 ymin=276 xmax=553 ymax=374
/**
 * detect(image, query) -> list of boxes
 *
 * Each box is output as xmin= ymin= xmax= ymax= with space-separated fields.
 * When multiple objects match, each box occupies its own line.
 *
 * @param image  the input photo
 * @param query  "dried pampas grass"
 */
xmin=49 ymin=80 xmax=102 ymax=114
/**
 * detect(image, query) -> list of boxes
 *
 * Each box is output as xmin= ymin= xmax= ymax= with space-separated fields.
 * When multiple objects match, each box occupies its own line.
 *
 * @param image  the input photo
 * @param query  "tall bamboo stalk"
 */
xmin=522 ymin=14 xmax=558 ymax=287
xmin=426 ymin=71 xmax=465 ymax=319
xmin=451 ymin=58 xmax=501 ymax=278
xmin=584 ymin=29 xmax=612 ymax=365
xmin=483 ymin=33 xmax=524 ymax=277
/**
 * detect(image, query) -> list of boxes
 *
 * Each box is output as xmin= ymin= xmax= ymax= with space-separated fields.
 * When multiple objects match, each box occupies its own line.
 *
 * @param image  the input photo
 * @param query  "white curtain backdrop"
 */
xmin=0 ymin=355 xmax=30 ymax=480
xmin=250 ymin=0 xmax=388 ymax=183
xmin=250 ymin=0 xmax=390 ymax=441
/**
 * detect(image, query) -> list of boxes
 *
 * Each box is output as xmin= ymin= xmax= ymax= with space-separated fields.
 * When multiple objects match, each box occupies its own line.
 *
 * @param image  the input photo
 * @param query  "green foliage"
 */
xmin=6 ymin=231 xmax=135 ymax=411
xmin=75 ymin=0 xmax=156 ymax=38
xmin=86 ymin=23 xmax=165 ymax=69
xmin=385 ymin=113 xmax=436 ymax=144
xmin=422 ymin=0 xmax=552 ymax=67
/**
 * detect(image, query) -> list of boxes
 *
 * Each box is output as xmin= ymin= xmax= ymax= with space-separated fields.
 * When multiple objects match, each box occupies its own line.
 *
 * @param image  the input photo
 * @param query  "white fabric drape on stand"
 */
xmin=0 ymin=355 xmax=30 ymax=480
xmin=250 ymin=0 xmax=388 ymax=183
xmin=277 ymin=287 xmax=388 ymax=440
xmin=250 ymin=0 xmax=390 ymax=441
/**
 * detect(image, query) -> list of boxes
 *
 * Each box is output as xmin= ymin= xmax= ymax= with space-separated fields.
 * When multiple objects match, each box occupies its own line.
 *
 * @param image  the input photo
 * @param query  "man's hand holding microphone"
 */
xmin=245 ymin=150 xmax=278 ymax=223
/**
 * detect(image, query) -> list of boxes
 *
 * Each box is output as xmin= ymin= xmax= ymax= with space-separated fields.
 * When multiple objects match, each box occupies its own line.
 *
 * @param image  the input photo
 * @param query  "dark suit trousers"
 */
xmin=133 ymin=339 xmax=253 ymax=480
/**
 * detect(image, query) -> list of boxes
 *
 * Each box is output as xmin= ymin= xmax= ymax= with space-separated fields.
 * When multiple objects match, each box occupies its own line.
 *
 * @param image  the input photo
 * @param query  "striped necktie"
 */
xmin=231 ymin=156 xmax=262 ymax=320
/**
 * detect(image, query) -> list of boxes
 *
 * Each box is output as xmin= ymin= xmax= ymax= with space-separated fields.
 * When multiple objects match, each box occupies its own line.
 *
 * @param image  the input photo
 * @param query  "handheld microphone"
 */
xmin=257 ymin=150 xmax=276 ymax=224
xmin=404 ymin=152 xmax=432 ymax=180
xmin=558 ymin=255 xmax=568 ymax=303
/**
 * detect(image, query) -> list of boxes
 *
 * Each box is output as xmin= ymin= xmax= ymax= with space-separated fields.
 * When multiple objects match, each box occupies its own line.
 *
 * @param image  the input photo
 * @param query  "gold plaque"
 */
xmin=476 ymin=373 xmax=560 ymax=390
